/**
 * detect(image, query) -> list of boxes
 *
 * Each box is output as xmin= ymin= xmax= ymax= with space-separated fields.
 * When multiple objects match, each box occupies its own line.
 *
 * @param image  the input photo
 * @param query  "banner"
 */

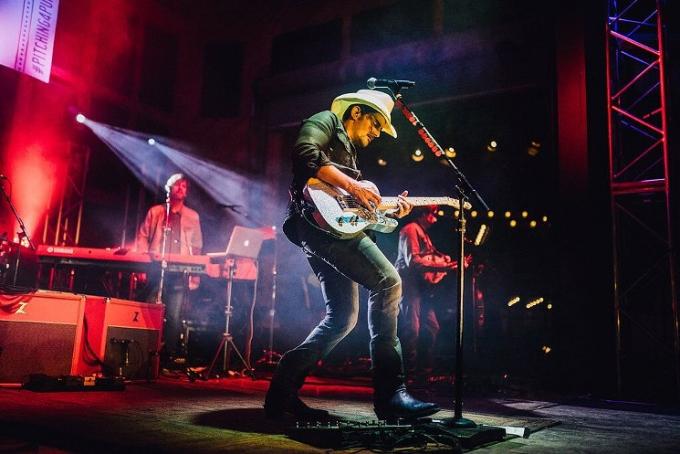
xmin=0 ymin=0 xmax=60 ymax=83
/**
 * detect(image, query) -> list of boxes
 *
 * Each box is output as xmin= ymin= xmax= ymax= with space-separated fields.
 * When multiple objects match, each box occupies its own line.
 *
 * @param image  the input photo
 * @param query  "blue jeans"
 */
xmin=271 ymin=217 xmax=405 ymax=400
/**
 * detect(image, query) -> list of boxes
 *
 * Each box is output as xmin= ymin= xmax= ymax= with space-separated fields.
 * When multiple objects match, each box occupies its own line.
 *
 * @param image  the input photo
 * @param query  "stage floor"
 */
xmin=1 ymin=374 xmax=679 ymax=453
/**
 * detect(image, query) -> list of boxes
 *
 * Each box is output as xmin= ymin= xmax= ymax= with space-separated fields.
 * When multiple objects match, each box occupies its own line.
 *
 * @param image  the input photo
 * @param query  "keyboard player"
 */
xmin=136 ymin=173 xmax=203 ymax=370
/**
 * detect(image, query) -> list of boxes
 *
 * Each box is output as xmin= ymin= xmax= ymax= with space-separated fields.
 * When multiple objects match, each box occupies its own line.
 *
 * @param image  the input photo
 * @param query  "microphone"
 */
xmin=367 ymin=77 xmax=415 ymax=90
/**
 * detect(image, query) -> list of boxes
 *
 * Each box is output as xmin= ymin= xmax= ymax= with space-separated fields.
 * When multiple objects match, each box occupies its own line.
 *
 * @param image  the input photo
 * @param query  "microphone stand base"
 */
xmin=432 ymin=418 xmax=506 ymax=449
xmin=438 ymin=416 xmax=477 ymax=428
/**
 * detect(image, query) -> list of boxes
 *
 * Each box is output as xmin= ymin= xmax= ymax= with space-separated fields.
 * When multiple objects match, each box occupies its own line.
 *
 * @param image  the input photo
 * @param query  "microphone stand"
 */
xmin=389 ymin=87 xmax=490 ymax=429
xmin=156 ymin=189 xmax=172 ymax=304
xmin=0 ymin=178 xmax=35 ymax=250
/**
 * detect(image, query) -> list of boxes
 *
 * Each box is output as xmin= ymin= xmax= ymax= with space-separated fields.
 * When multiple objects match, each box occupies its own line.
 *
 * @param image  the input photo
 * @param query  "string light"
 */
xmin=377 ymin=158 xmax=387 ymax=166
xmin=504 ymin=211 xmax=511 ymax=218
xmin=445 ymin=147 xmax=456 ymax=158
xmin=529 ymin=220 xmax=537 ymax=228
xmin=521 ymin=211 xmax=528 ymax=218
xmin=507 ymin=296 xmax=520 ymax=307
xmin=528 ymin=140 xmax=542 ymax=157
xmin=411 ymin=149 xmax=424 ymax=162
xmin=487 ymin=210 xmax=495 ymax=218
xmin=525 ymin=297 xmax=544 ymax=309
xmin=509 ymin=220 xmax=517 ymax=228
xmin=474 ymin=224 xmax=489 ymax=246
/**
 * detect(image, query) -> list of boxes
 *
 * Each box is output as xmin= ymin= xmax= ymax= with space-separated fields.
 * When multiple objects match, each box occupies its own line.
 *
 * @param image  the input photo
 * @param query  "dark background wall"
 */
xmin=2 ymin=0 xmax=677 ymax=399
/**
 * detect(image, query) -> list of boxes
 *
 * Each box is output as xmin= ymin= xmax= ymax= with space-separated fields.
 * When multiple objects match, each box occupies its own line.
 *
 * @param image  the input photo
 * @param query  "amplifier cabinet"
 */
xmin=0 ymin=290 xmax=86 ymax=383
xmin=82 ymin=297 xmax=164 ymax=380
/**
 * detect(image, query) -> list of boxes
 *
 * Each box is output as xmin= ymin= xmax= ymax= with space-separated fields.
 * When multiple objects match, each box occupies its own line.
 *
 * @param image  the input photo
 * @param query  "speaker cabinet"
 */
xmin=83 ymin=297 xmax=164 ymax=380
xmin=0 ymin=290 xmax=86 ymax=383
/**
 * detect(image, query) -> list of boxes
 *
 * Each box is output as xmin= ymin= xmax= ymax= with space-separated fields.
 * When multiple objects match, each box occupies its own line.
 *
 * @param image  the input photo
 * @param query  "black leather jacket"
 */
xmin=284 ymin=110 xmax=362 ymax=245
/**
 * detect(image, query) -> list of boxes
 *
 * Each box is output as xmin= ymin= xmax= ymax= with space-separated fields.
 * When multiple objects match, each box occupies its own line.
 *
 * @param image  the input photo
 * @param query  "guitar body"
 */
xmin=302 ymin=178 xmax=468 ymax=239
xmin=303 ymin=178 xmax=398 ymax=238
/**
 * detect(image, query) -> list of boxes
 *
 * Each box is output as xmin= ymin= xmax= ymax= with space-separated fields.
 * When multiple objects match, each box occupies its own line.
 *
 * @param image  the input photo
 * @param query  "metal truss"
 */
xmin=606 ymin=0 xmax=679 ymax=399
xmin=41 ymin=142 xmax=90 ymax=246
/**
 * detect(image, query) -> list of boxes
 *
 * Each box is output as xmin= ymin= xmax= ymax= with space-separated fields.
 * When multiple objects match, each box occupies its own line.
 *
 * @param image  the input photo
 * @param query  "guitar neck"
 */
xmin=379 ymin=197 xmax=460 ymax=210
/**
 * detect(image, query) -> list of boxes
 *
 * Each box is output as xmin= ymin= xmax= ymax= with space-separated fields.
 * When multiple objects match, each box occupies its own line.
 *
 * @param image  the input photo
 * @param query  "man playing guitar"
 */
xmin=264 ymin=89 xmax=440 ymax=422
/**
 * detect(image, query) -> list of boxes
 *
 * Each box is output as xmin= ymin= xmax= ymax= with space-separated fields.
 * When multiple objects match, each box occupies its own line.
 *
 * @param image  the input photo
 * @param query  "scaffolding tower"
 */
xmin=606 ymin=0 xmax=679 ymax=399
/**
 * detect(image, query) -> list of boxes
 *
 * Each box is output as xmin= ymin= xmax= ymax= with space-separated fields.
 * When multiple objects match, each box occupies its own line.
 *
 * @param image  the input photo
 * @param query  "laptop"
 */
xmin=224 ymin=226 xmax=265 ymax=259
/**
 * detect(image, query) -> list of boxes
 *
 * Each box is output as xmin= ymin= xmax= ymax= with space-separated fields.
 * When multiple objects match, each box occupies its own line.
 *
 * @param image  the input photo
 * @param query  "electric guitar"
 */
xmin=302 ymin=178 xmax=471 ymax=239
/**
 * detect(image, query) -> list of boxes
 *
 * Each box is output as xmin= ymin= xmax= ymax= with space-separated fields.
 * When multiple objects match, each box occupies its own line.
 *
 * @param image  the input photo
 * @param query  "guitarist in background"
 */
xmin=265 ymin=89 xmax=440 ymax=421
xmin=396 ymin=205 xmax=471 ymax=384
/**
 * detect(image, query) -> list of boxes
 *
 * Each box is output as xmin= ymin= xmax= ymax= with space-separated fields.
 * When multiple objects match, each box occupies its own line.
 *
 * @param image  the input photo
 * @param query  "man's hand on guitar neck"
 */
xmin=388 ymin=190 xmax=413 ymax=219
xmin=444 ymin=254 xmax=473 ymax=270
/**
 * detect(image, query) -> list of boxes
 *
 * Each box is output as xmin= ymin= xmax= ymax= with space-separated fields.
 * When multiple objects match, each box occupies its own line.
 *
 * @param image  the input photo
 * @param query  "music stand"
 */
xmin=203 ymin=226 xmax=264 ymax=379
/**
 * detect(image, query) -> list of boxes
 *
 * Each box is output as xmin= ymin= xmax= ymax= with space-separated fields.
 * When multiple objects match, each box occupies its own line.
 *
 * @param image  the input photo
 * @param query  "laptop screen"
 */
xmin=225 ymin=226 xmax=265 ymax=259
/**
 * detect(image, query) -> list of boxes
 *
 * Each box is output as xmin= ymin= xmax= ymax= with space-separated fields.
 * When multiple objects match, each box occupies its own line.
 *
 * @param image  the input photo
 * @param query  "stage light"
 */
xmin=471 ymin=210 xmax=478 ymax=218
xmin=75 ymin=113 xmax=86 ymax=123
xmin=509 ymin=219 xmax=517 ymax=228
xmin=507 ymin=296 xmax=520 ymax=307
xmin=547 ymin=304 xmax=553 ymax=310
xmin=78 ymin=120 xmax=267 ymax=226
xmin=529 ymin=220 xmax=537 ymax=228
xmin=487 ymin=210 xmax=495 ymax=218
xmin=147 ymin=138 xmax=156 ymax=146
xmin=377 ymin=158 xmax=387 ymax=166
xmin=411 ymin=149 xmax=424 ymax=162
xmin=542 ymin=215 xmax=548 ymax=222
xmin=445 ymin=146 xmax=456 ymax=158
xmin=454 ymin=210 xmax=459 ymax=218
xmin=437 ymin=209 xmax=444 ymax=216
xmin=486 ymin=140 xmax=498 ymax=152
xmin=504 ymin=211 xmax=511 ymax=218
xmin=521 ymin=211 xmax=528 ymax=218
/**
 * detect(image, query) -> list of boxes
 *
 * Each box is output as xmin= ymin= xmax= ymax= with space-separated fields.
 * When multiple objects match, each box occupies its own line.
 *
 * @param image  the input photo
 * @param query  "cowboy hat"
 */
xmin=330 ymin=89 xmax=397 ymax=138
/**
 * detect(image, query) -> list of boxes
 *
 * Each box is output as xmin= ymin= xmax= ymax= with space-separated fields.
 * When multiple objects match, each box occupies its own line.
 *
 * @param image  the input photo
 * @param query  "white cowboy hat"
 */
xmin=331 ymin=89 xmax=397 ymax=138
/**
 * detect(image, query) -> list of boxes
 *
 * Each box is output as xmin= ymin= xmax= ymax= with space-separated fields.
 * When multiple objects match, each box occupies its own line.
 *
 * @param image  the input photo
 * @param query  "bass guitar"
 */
xmin=302 ymin=178 xmax=471 ymax=239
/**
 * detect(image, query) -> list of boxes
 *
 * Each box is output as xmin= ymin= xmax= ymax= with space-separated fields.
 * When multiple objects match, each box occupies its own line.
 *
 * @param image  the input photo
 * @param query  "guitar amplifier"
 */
xmin=0 ymin=290 xmax=86 ymax=383
xmin=82 ymin=297 xmax=164 ymax=380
